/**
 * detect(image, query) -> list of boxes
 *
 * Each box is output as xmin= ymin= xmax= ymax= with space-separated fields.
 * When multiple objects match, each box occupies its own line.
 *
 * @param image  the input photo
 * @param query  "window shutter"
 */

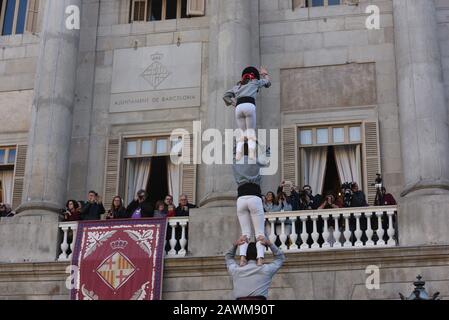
xmin=282 ymin=126 xmax=298 ymax=185
xmin=12 ymin=145 xmax=27 ymax=209
xmin=187 ymin=0 xmax=205 ymax=16
xmin=103 ymin=138 xmax=121 ymax=205
xmin=292 ymin=0 xmax=306 ymax=10
xmin=181 ymin=134 xmax=196 ymax=204
xmin=363 ymin=121 xmax=381 ymax=205
xmin=25 ymin=0 xmax=39 ymax=33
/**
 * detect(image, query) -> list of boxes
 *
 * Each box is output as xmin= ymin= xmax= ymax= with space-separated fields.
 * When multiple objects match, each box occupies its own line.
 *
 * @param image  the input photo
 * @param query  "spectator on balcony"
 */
xmin=0 ymin=203 xmax=13 ymax=217
xmin=64 ymin=200 xmax=81 ymax=221
xmin=263 ymin=191 xmax=280 ymax=212
xmin=276 ymin=181 xmax=300 ymax=211
xmin=335 ymin=187 xmax=345 ymax=208
xmin=350 ymin=182 xmax=368 ymax=207
xmin=80 ymin=191 xmax=105 ymax=220
xmin=153 ymin=201 xmax=168 ymax=218
xmin=265 ymin=192 xmax=293 ymax=240
xmin=106 ymin=196 xmax=128 ymax=219
xmin=176 ymin=194 xmax=197 ymax=217
xmin=126 ymin=189 xmax=154 ymax=218
xmin=164 ymin=195 xmax=174 ymax=210
xmin=277 ymin=192 xmax=293 ymax=212
xmin=167 ymin=204 xmax=177 ymax=217
xmin=374 ymin=187 xmax=397 ymax=206
xmin=303 ymin=185 xmax=321 ymax=210
xmin=297 ymin=186 xmax=316 ymax=210
xmin=225 ymin=236 xmax=285 ymax=300
xmin=318 ymin=194 xmax=340 ymax=209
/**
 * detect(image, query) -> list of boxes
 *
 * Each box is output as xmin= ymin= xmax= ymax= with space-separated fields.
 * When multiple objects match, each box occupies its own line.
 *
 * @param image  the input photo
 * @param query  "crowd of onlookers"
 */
xmin=261 ymin=180 xmax=396 ymax=214
xmin=1 ymin=180 xmax=396 ymax=222
xmin=62 ymin=190 xmax=197 ymax=222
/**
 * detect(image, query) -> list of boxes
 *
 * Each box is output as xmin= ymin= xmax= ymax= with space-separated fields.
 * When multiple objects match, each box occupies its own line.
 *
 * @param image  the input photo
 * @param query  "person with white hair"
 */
xmin=175 ymin=193 xmax=197 ymax=217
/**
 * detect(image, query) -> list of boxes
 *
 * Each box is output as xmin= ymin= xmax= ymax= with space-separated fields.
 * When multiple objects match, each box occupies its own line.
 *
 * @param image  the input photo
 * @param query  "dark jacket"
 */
xmin=107 ymin=206 xmax=129 ymax=219
xmin=276 ymin=186 xmax=299 ymax=210
xmin=351 ymin=191 xmax=368 ymax=207
xmin=175 ymin=203 xmax=197 ymax=217
xmin=64 ymin=208 xmax=81 ymax=221
xmin=80 ymin=201 xmax=105 ymax=221
xmin=126 ymin=200 xmax=154 ymax=218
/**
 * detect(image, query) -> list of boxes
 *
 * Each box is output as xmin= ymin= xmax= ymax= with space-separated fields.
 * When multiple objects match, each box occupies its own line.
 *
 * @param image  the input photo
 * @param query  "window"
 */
xmin=294 ymin=0 xmax=343 ymax=9
xmin=0 ymin=0 xmax=29 ymax=35
xmin=123 ymin=136 xmax=182 ymax=206
xmin=349 ymin=126 xmax=361 ymax=142
xmin=299 ymin=124 xmax=362 ymax=147
xmin=0 ymin=146 xmax=16 ymax=206
xmin=126 ymin=141 xmax=137 ymax=156
xmin=306 ymin=0 xmax=342 ymax=7
xmin=299 ymin=129 xmax=312 ymax=145
xmin=130 ymin=0 xmax=201 ymax=22
xmin=316 ymin=128 xmax=329 ymax=144
xmin=333 ymin=128 xmax=344 ymax=143
xmin=282 ymin=121 xmax=380 ymax=205
xmin=141 ymin=140 xmax=153 ymax=155
xmin=298 ymin=124 xmax=363 ymax=196
xmin=125 ymin=137 xmax=177 ymax=157
xmin=0 ymin=147 xmax=16 ymax=165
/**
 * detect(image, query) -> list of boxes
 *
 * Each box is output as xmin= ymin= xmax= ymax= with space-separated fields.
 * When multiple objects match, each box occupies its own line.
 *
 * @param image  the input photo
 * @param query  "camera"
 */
xmin=341 ymin=182 xmax=353 ymax=191
xmin=58 ymin=208 xmax=68 ymax=218
xmin=341 ymin=182 xmax=353 ymax=207
xmin=370 ymin=173 xmax=383 ymax=189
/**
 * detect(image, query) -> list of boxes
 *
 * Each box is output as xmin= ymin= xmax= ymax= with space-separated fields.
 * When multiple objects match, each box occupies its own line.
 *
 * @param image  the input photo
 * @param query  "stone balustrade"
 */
xmin=264 ymin=206 xmax=398 ymax=253
xmin=57 ymin=206 xmax=398 ymax=261
xmin=57 ymin=217 xmax=189 ymax=262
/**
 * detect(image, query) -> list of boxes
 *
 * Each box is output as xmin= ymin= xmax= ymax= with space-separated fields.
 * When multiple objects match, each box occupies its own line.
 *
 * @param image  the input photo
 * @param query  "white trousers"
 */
xmin=235 ymin=103 xmax=257 ymax=153
xmin=236 ymin=195 xmax=266 ymax=259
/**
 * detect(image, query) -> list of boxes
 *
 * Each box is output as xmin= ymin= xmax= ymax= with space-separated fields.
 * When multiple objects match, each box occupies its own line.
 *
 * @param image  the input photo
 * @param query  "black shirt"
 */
xmin=175 ymin=203 xmax=197 ymax=217
xmin=126 ymin=200 xmax=154 ymax=218
xmin=80 ymin=202 xmax=105 ymax=221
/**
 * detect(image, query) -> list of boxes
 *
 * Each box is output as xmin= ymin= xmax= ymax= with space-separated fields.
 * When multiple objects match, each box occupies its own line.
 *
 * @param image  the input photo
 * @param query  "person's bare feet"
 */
xmin=248 ymin=148 xmax=256 ymax=160
xmin=236 ymin=150 xmax=243 ymax=161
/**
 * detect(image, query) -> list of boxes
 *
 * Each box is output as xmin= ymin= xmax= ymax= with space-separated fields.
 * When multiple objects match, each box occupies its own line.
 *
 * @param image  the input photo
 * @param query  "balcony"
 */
xmin=264 ymin=205 xmax=398 ymax=253
xmin=57 ymin=217 xmax=189 ymax=262
xmin=57 ymin=206 xmax=398 ymax=262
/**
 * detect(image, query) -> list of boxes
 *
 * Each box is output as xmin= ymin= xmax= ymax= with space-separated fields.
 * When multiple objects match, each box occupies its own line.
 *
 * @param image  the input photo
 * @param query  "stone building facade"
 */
xmin=0 ymin=0 xmax=449 ymax=299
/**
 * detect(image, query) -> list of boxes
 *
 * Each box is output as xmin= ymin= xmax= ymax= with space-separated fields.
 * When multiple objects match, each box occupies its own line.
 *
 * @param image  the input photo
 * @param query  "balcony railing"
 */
xmin=57 ymin=206 xmax=398 ymax=261
xmin=264 ymin=206 xmax=398 ymax=253
xmin=57 ymin=217 xmax=189 ymax=262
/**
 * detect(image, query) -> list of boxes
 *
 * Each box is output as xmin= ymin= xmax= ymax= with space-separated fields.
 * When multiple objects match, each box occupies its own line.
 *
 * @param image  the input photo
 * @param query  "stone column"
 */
xmin=19 ymin=0 xmax=81 ymax=213
xmin=393 ymin=0 xmax=449 ymax=245
xmin=198 ymin=0 xmax=256 ymax=207
xmin=0 ymin=0 xmax=82 ymax=262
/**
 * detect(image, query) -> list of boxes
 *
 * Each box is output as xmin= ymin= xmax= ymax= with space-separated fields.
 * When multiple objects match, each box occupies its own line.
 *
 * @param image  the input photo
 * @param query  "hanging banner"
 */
xmin=71 ymin=218 xmax=166 ymax=300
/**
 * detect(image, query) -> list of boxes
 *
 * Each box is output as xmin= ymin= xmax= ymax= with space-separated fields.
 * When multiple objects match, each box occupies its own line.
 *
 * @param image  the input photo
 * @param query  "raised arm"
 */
xmin=225 ymin=244 xmax=239 ymax=275
xmin=225 ymin=237 xmax=248 ymax=275
xmin=258 ymin=66 xmax=271 ymax=88
xmin=265 ymin=243 xmax=285 ymax=275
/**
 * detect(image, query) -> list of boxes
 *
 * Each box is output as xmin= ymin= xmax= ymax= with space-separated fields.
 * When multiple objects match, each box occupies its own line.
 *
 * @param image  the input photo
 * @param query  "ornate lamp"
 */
xmin=399 ymin=275 xmax=440 ymax=300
